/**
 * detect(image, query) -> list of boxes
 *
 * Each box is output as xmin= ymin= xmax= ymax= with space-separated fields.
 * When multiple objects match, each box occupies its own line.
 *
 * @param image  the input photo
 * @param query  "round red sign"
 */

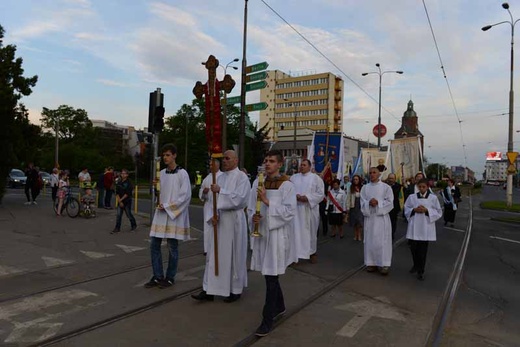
xmin=373 ymin=124 xmax=387 ymax=138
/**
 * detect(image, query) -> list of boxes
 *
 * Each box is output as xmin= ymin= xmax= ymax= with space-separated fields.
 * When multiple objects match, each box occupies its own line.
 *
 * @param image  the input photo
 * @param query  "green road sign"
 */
xmin=221 ymin=95 xmax=241 ymax=105
xmin=246 ymin=102 xmax=268 ymax=112
xmin=245 ymin=71 xmax=267 ymax=83
xmin=245 ymin=129 xmax=255 ymax=138
xmin=246 ymin=62 xmax=269 ymax=74
xmin=245 ymin=81 xmax=267 ymax=92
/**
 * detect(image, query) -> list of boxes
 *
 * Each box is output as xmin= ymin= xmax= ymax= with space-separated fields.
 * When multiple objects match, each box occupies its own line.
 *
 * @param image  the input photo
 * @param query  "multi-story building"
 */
xmin=91 ymin=120 xmax=139 ymax=159
xmin=259 ymin=70 xmax=344 ymax=157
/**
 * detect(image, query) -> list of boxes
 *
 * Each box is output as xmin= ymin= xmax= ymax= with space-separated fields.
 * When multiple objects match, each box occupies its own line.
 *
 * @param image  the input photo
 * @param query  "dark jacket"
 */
xmin=390 ymin=182 xmax=402 ymax=212
xmin=116 ymin=179 xmax=134 ymax=206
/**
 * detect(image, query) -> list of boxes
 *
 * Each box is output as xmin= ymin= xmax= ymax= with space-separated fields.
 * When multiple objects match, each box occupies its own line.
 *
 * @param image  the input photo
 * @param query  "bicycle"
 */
xmin=54 ymin=187 xmax=80 ymax=218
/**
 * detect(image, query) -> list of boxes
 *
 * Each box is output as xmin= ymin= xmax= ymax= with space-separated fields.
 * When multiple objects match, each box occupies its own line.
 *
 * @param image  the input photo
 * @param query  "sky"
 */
xmin=2 ymin=0 xmax=519 ymax=178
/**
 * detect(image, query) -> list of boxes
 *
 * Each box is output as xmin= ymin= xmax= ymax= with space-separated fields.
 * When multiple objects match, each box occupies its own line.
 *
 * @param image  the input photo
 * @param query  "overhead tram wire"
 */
xmin=422 ymin=0 xmax=469 ymax=167
xmin=260 ymin=0 xmax=401 ymax=123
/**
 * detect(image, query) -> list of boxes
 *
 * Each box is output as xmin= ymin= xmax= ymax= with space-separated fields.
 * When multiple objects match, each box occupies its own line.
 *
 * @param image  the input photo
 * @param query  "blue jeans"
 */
xmin=115 ymin=202 xmax=137 ymax=230
xmin=150 ymin=237 xmax=178 ymax=281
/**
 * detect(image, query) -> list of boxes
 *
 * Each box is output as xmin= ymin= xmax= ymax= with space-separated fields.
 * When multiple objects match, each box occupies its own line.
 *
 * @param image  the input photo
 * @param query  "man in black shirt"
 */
xmin=386 ymin=173 xmax=401 ymax=240
xmin=112 ymin=168 xmax=137 ymax=233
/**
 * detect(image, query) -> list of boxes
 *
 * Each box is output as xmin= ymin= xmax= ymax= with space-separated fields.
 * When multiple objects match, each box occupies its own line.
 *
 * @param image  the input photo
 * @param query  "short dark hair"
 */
xmin=302 ymin=159 xmax=312 ymax=166
xmin=417 ymin=178 xmax=429 ymax=186
xmin=265 ymin=149 xmax=283 ymax=163
xmin=162 ymin=143 xmax=177 ymax=155
xmin=332 ymin=178 xmax=341 ymax=185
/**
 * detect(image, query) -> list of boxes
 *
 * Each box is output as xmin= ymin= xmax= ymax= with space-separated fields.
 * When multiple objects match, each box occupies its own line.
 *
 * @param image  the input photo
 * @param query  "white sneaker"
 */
xmin=31 ymin=201 xmax=37 ymax=205
xmin=24 ymin=201 xmax=31 ymax=205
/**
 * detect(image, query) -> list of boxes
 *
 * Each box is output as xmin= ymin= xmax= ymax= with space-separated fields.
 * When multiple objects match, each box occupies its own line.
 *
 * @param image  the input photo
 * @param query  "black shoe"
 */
xmin=130 ymin=225 xmax=137 ymax=231
xmin=417 ymin=273 xmax=425 ymax=281
xmin=409 ymin=266 xmax=418 ymax=274
xmin=274 ymin=308 xmax=286 ymax=320
xmin=144 ymin=277 xmax=161 ymax=288
xmin=255 ymin=321 xmax=272 ymax=337
xmin=158 ymin=278 xmax=174 ymax=288
xmin=191 ymin=290 xmax=214 ymax=301
xmin=111 ymin=228 xmax=120 ymax=234
xmin=223 ymin=293 xmax=241 ymax=303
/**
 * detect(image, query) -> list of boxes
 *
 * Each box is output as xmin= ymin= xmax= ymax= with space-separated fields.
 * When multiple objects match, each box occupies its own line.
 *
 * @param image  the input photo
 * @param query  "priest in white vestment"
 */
xmin=360 ymin=167 xmax=394 ymax=275
xmin=290 ymin=159 xmax=324 ymax=262
xmin=192 ymin=151 xmax=250 ymax=302
xmin=198 ymin=160 xmax=222 ymax=254
xmin=404 ymin=178 xmax=442 ymax=280
xmin=146 ymin=144 xmax=191 ymax=289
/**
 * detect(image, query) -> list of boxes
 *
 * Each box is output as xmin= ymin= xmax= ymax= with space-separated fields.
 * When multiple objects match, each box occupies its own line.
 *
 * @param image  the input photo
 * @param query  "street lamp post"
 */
xmin=220 ymin=58 xmax=239 ymax=151
xmin=362 ymin=63 xmax=403 ymax=150
xmin=482 ymin=2 xmax=519 ymax=207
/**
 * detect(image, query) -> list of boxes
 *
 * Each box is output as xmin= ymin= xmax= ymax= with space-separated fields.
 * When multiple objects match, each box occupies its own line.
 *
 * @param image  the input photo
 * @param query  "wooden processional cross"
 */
xmin=193 ymin=55 xmax=235 ymax=276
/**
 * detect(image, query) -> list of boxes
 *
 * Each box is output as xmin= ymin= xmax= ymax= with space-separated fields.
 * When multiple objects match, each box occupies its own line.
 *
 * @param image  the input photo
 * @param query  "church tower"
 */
xmin=394 ymin=100 xmax=424 ymax=150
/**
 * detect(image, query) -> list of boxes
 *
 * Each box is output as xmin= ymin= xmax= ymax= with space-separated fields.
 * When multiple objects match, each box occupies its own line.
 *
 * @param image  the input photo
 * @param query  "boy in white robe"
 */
xmin=404 ymin=178 xmax=442 ymax=281
xmin=198 ymin=160 xmax=222 ymax=254
xmin=192 ymin=151 xmax=250 ymax=303
xmin=145 ymin=144 xmax=191 ymax=289
xmin=290 ymin=159 xmax=324 ymax=262
xmin=361 ymin=167 xmax=394 ymax=275
xmin=249 ymin=150 xmax=297 ymax=337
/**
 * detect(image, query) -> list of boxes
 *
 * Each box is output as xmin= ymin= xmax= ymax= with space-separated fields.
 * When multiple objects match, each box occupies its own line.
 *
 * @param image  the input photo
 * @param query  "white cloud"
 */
xmin=96 ymin=79 xmax=130 ymax=87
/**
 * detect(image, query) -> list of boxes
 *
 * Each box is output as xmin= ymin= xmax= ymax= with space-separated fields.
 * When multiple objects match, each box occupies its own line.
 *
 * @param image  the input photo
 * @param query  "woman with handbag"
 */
xmin=441 ymin=179 xmax=461 ymax=227
xmin=326 ymin=179 xmax=347 ymax=238
xmin=349 ymin=175 xmax=364 ymax=241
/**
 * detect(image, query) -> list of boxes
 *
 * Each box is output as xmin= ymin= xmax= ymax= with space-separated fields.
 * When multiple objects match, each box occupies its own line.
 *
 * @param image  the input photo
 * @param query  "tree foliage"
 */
xmin=0 ymin=24 xmax=38 ymax=201
xmin=40 ymin=105 xmax=92 ymax=140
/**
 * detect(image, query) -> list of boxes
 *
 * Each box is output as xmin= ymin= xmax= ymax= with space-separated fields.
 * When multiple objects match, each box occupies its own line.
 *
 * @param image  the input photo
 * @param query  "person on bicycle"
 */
xmin=81 ymin=182 xmax=96 ymax=216
xmin=56 ymin=171 xmax=69 ymax=216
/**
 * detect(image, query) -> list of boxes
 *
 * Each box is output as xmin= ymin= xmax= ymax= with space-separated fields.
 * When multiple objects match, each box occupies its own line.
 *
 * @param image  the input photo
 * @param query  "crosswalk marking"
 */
xmin=42 ymin=256 xmax=75 ymax=267
xmin=0 ymin=265 xmax=25 ymax=277
xmin=80 ymin=250 xmax=115 ymax=259
xmin=115 ymin=244 xmax=147 ymax=253
xmin=489 ymin=236 xmax=520 ymax=245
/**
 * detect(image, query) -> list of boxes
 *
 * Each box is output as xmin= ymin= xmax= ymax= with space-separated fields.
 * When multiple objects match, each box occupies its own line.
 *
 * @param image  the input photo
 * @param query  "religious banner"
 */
xmin=360 ymin=148 xmax=389 ymax=180
xmin=387 ymin=136 xmax=423 ymax=182
xmin=309 ymin=131 xmax=344 ymax=179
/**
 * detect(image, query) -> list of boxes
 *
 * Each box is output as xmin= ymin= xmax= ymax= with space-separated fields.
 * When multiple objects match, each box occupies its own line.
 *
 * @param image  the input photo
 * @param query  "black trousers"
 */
xmin=262 ymin=275 xmax=285 ymax=329
xmin=389 ymin=209 xmax=399 ymax=240
xmin=409 ymin=240 xmax=429 ymax=274
xmin=319 ymin=200 xmax=328 ymax=236
xmin=104 ymin=189 xmax=113 ymax=208
xmin=51 ymin=186 xmax=58 ymax=202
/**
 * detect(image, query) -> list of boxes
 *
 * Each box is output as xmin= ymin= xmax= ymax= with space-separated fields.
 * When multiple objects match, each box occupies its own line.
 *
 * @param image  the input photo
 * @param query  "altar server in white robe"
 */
xmin=290 ymin=159 xmax=324 ymax=263
xmin=360 ymin=167 xmax=394 ymax=275
xmin=248 ymin=150 xmax=297 ymax=337
xmin=198 ymin=160 xmax=222 ymax=254
xmin=192 ymin=150 xmax=250 ymax=303
xmin=146 ymin=144 xmax=191 ymax=289
xmin=404 ymin=178 xmax=442 ymax=281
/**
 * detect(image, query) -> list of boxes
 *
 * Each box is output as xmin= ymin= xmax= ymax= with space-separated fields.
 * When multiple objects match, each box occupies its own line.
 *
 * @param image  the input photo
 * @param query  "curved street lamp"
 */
xmin=482 ymin=2 xmax=520 ymax=207
xmin=362 ymin=63 xmax=403 ymax=150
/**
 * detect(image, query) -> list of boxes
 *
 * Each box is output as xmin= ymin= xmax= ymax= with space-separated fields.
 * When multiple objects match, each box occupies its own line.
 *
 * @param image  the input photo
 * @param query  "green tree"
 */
xmin=0 ymin=25 xmax=38 ymax=201
xmin=40 ymin=105 xmax=92 ymax=141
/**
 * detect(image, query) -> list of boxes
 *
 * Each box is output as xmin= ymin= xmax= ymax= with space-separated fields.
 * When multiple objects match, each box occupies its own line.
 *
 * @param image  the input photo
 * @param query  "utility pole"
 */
xmin=239 ymin=0 xmax=248 ymax=168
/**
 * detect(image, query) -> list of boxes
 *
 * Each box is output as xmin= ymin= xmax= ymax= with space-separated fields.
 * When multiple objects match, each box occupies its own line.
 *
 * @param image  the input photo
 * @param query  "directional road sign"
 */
xmin=245 ymin=71 xmax=267 ymax=83
xmin=246 ymin=61 xmax=269 ymax=74
xmin=246 ymin=102 xmax=268 ymax=112
xmin=221 ymin=95 xmax=241 ymax=105
xmin=245 ymin=81 xmax=267 ymax=92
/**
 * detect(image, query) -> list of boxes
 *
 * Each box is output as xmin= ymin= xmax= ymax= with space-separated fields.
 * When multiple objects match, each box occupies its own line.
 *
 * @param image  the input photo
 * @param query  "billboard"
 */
xmin=486 ymin=151 xmax=502 ymax=161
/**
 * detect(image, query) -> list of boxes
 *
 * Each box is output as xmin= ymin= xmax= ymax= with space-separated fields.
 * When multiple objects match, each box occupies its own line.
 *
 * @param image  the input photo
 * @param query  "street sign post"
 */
xmin=245 ymin=102 xmax=268 ymax=112
xmin=245 ymin=81 xmax=267 ymax=92
xmin=246 ymin=61 xmax=269 ymax=74
xmin=245 ymin=71 xmax=267 ymax=83
xmin=221 ymin=95 xmax=241 ymax=105
xmin=372 ymin=124 xmax=387 ymax=138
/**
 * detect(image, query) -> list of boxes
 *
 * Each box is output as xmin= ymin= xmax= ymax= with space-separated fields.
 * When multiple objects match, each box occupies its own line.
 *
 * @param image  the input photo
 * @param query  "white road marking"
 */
xmin=80 ymin=250 xmax=115 ymax=259
xmin=489 ymin=236 xmax=520 ymax=245
xmin=134 ymin=265 xmax=205 ymax=287
xmin=115 ymin=244 xmax=147 ymax=253
xmin=335 ymin=296 xmax=406 ymax=338
xmin=41 ymin=256 xmax=75 ymax=267
xmin=4 ymin=322 xmax=63 ymax=343
xmin=0 ymin=265 xmax=25 ymax=277
xmin=444 ymin=226 xmax=465 ymax=233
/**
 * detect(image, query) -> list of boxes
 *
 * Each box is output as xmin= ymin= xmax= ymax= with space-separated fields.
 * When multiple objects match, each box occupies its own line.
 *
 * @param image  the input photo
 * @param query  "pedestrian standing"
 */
xmin=97 ymin=168 xmax=106 ymax=208
xmin=318 ymin=176 xmax=329 ymax=236
xmin=192 ymin=150 xmax=250 ymax=303
xmin=404 ymin=178 xmax=442 ymax=280
xmin=50 ymin=168 xmax=59 ymax=202
xmin=248 ymin=150 xmax=297 ymax=337
xmin=290 ymin=159 xmax=324 ymax=263
xmin=198 ymin=160 xmax=222 ymax=254
xmin=386 ymin=173 xmax=402 ymax=240
xmin=104 ymin=167 xmax=115 ymax=209
xmin=23 ymin=162 xmax=36 ymax=205
xmin=326 ymin=179 xmax=347 ymax=239
xmin=361 ymin=167 xmax=394 ymax=275
xmin=145 ymin=144 xmax=191 ymax=289
xmin=441 ymin=179 xmax=461 ymax=227
xmin=56 ymin=171 xmax=69 ymax=216
xmin=112 ymin=169 xmax=137 ymax=233
xmin=348 ymin=174 xmax=364 ymax=241
xmin=31 ymin=166 xmax=42 ymax=204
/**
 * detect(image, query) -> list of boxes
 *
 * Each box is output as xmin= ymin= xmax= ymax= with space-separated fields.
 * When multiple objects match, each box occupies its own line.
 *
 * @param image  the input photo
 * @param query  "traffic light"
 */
xmin=148 ymin=90 xmax=164 ymax=133
xmin=154 ymin=106 xmax=165 ymax=132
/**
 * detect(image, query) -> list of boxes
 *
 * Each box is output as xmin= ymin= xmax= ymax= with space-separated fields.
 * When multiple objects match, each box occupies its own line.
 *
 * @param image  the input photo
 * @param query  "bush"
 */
xmin=436 ymin=180 xmax=448 ymax=189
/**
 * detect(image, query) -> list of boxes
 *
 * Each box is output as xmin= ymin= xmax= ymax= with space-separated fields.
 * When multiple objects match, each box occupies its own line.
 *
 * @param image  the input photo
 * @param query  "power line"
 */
xmin=422 ymin=0 xmax=468 ymax=167
xmin=260 ymin=0 xmax=401 ymax=123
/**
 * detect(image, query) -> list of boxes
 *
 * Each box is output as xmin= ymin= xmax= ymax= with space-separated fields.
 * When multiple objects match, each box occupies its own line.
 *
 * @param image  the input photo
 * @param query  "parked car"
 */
xmin=39 ymin=171 xmax=51 ymax=185
xmin=7 ymin=169 xmax=27 ymax=188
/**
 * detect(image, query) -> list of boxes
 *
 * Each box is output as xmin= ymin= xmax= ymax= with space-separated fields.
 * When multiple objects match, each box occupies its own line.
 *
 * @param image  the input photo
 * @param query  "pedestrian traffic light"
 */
xmin=154 ymin=106 xmax=165 ymax=132
xmin=148 ymin=90 xmax=164 ymax=133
